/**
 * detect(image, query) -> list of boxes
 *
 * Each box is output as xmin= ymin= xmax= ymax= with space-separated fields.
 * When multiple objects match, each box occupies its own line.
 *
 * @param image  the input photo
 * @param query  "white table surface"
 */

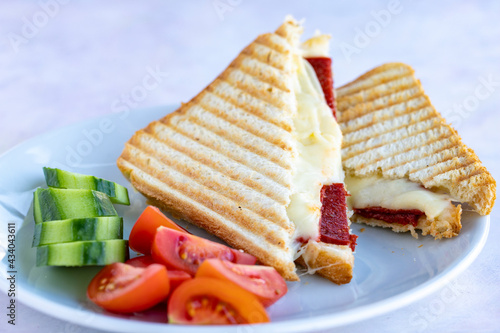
xmin=1 ymin=1 xmax=499 ymax=332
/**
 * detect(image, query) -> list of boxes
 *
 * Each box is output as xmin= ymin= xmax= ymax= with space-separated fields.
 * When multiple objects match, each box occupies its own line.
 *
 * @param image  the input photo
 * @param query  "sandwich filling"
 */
xmin=304 ymin=57 xmax=335 ymax=114
xmin=287 ymin=54 xmax=356 ymax=252
xmin=345 ymin=174 xmax=456 ymax=226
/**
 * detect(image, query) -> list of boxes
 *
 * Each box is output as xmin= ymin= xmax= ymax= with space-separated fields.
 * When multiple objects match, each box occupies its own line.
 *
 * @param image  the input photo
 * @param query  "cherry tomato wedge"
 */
xmin=129 ymin=206 xmax=189 ymax=255
xmin=168 ymin=277 xmax=269 ymax=324
xmin=87 ymin=263 xmax=169 ymax=313
xmin=125 ymin=255 xmax=156 ymax=268
xmin=151 ymin=227 xmax=257 ymax=276
xmin=196 ymin=259 xmax=287 ymax=307
xmin=168 ymin=270 xmax=192 ymax=291
xmin=126 ymin=256 xmax=192 ymax=292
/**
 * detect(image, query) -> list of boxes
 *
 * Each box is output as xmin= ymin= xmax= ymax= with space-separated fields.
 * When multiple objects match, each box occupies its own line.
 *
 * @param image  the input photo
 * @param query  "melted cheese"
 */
xmin=345 ymin=175 xmax=453 ymax=220
xmin=286 ymin=57 xmax=343 ymax=243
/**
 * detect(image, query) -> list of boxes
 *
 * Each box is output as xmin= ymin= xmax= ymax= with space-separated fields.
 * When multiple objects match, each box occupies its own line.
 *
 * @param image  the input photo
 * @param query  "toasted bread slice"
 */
xmin=336 ymin=63 xmax=496 ymax=238
xmin=118 ymin=18 xmax=302 ymax=280
xmin=296 ymin=242 xmax=354 ymax=284
xmin=118 ymin=18 xmax=356 ymax=284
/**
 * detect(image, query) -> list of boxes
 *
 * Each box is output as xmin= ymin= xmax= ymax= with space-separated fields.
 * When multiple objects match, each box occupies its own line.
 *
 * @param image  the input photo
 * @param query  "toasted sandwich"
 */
xmin=336 ymin=63 xmax=496 ymax=239
xmin=117 ymin=17 xmax=357 ymax=284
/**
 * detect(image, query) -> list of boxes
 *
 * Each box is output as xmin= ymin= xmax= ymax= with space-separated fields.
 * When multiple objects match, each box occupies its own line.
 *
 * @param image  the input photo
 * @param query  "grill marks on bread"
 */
xmin=118 ymin=20 xmax=302 ymax=280
xmin=337 ymin=62 xmax=496 ymax=216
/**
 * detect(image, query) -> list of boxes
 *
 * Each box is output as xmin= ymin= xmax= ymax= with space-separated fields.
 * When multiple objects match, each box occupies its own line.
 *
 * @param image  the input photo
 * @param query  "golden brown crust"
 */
xmin=337 ymin=62 xmax=414 ymax=95
xmin=296 ymin=242 xmax=354 ymax=284
xmin=337 ymin=62 xmax=496 ymax=216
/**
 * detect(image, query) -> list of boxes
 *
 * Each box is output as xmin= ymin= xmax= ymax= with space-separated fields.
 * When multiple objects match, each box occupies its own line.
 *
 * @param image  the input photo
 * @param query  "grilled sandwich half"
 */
xmin=118 ymin=17 xmax=356 ymax=283
xmin=336 ymin=63 xmax=496 ymax=239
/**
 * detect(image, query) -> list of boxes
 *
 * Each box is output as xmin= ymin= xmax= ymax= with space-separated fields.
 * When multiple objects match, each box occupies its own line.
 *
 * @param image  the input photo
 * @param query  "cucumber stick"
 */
xmin=33 ymin=188 xmax=118 ymax=223
xmin=36 ymin=240 xmax=129 ymax=266
xmin=43 ymin=167 xmax=130 ymax=205
xmin=32 ymin=217 xmax=123 ymax=246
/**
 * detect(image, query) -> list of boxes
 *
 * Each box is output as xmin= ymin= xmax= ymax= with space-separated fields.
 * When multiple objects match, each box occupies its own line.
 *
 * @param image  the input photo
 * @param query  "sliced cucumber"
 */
xmin=32 ymin=216 xmax=123 ymax=246
xmin=36 ymin=239 xmax=129 ymax=266
xmin=33 ymin=189 xmax=43 ymax=223
xmin=43 ymin=167 xmax=130 ymax=205
xmin=33 ymin=188 xmax=118 ymax=223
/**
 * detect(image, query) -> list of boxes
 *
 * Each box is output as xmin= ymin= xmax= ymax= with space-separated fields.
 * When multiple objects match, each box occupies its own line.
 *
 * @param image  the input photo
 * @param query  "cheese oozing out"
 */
xmin=286 ymin=56 xmax=343 ymax=244
xmin=345 ymin=174 xmax=454 ymax=220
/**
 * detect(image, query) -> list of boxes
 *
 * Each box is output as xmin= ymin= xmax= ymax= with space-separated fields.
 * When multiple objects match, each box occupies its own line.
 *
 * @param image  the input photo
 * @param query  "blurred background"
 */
xmin=1 ymin=1 xmax=499 ymax=332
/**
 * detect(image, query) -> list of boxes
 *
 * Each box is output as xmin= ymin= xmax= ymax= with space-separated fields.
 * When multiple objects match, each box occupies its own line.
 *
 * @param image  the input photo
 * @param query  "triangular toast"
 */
xmin=336 ymin=63 xmax=496 ymax=238
xmin=118 ymin=18 xmax=356 ymax=283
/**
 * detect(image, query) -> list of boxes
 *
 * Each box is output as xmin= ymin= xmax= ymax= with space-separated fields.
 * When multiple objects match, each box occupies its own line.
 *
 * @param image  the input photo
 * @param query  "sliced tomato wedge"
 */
xmin=125 ymin=255 xmax=157 ymax=268
xmin=151 ymin=227 xmax=257 ymax=276
xmin=125 ymin=255 xmax=192 ymax=292
xmin=168 ymin=277 xmax=269 ymax=324
xmin=87 ymin=263 xmax=169 ymax=313
xmin=196 ymin=259 xmax=287 ymax=307
xmin=129 ymin=206 xmax=189 ymax=255
xmin=168 ymin=270 xmax=193 ymax=291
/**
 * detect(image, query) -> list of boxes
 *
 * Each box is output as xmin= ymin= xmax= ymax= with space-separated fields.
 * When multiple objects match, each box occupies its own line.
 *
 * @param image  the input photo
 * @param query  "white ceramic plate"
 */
xmin=0 ymin=107 xmax=489 ymax=332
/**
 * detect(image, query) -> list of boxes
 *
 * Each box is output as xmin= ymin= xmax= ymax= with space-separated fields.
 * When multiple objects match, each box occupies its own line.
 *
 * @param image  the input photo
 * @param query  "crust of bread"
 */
xmin=296 ymin=241 xmax=353 ymax=284
xmin=352 ymin=203 xmax=462 ymax=239
xmin=336 ymin=62 xmax=496 ymax=216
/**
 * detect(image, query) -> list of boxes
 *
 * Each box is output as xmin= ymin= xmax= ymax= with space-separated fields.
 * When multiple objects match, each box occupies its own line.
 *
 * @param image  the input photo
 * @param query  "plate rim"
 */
xmin=0 ymin=107 xmax=491 ymax=332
